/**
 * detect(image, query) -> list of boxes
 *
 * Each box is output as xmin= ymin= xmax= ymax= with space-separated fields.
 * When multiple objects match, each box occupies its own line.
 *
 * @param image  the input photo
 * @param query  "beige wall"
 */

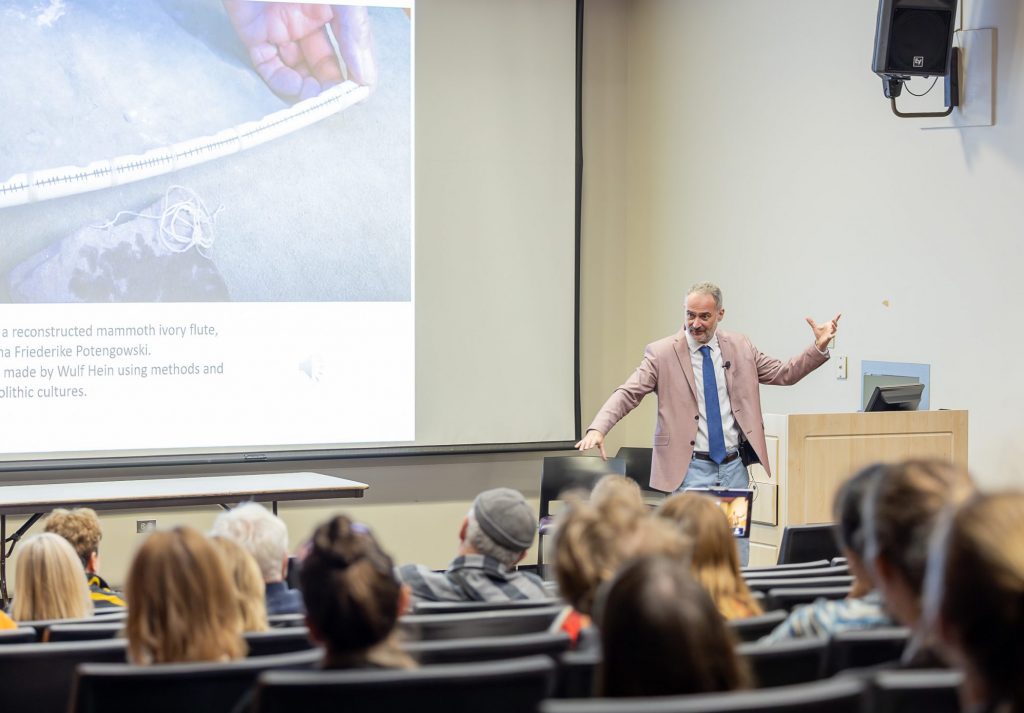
xmin=621 ymin=0 xmax=1024 ymax=488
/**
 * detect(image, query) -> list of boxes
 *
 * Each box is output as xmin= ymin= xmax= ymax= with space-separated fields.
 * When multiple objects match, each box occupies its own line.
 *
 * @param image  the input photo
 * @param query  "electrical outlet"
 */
xmin=137 ymin=519 xmax=156 ymax=533
xmin=836 ymin=355 xmax=848 ymax=380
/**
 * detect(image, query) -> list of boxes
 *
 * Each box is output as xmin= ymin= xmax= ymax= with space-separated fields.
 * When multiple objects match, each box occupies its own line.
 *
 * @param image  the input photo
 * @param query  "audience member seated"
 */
xmin=11 ymin=532 xmax=93 ymax=622
xmin=589 ymin=474 xmax=644 ymax=510
xmin=44 ymin=507 xmax=126 ymax=609
xmin=211 ymin=502 xmax=304 ymax=616
xmin=657 ymin=492 xmax=762 ymax=620
xmin=301 ymin=514 xmax=415 ymax=669
xmin=396 ymin=488 xmax=547 ymax=603
xmin=552 ymin=490 xmax=686 ymax=643
xmin=763 ymin=464 xmax=893 ymax=642
xmin=597 ymin=555 xmax=751 ymax=697
xmin=862 ymin=459 xmax=974 ymax=666
xmin=925 ymin=491 xmax=1024 ymax=713
xmin=125 ymin=526 xmax=246 ymax=663
xmin=211 ymin=535 xmax=270 ymax=632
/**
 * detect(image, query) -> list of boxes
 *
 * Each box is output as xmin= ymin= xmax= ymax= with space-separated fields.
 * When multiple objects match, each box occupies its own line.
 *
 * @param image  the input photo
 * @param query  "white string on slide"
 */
xmin=92 ymin=185 xmax=222 ymax=258
xmin=0 ymin=80 xmax=370 ymax=209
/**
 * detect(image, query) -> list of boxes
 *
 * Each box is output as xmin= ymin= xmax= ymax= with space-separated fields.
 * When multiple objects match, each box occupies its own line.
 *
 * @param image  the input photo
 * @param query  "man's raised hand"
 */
xmin=806 ymin=313 xmax=841 ymax=351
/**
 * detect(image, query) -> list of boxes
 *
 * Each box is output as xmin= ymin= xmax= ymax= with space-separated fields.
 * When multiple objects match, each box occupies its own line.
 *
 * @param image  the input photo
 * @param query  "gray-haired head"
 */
xmin=687 ymin=282 xmax=723 ymax=310
xmin=210 ymin=502 xmax=289 ymax=583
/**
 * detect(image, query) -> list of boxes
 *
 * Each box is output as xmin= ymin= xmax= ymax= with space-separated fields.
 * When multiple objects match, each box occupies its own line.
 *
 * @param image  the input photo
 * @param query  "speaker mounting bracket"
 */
xmin=889 ymin=47 xmax=961 ymax=119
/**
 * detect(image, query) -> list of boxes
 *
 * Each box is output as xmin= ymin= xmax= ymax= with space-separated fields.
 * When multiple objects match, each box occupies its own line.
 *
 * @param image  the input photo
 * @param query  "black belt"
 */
xmin=692 ymin=450 xmax=740 ymax=464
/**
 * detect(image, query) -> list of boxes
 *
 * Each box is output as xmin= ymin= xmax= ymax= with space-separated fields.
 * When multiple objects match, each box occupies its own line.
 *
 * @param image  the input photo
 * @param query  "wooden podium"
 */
xmin=747 ymin=410 xmax=968 ymax=566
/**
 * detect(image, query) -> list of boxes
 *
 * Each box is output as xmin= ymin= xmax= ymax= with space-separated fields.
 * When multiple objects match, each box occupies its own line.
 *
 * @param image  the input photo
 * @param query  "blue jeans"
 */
xmin=675 ymin=454 xmax=751 ymax=566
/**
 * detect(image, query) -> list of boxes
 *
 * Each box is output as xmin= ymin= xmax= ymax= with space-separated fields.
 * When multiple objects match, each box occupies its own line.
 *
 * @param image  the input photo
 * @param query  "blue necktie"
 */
xmin=700 ymin=345 xmax=727 ymax=464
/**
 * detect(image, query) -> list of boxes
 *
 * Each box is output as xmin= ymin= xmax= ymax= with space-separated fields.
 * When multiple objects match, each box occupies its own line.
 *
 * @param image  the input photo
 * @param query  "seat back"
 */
xmin=0 ymin=627 xmax=37 ymax=644
xmin=48 ymin=622 xmax=124 ymax=642
xmin=764 ymin=587 xmax=852 ymax=613
xmin=538 ymin=456 xmax=626 ymax=571
xmin=738 ymin=637 xmax=827 ymax=688
xmin=18 ymin=615 xmax=118 ymax=641
xmin=825 ymin=627 xmax=910 ymax=675
xmin=777 ymin=524 xmax=840 ymax=565
xmin=744 ymin=565 xmax=849 ymax=580
xmin=71 ymin=648 xmax=321 ymax=713
xmin=405 ymin=631 xmax=571 ymax=665
xmin=0 ymin=639 xmax=127 ymax=713
xmin=539 ymin=456 xmax=627 ymax=520
xmin=870 ymin=669 xmax=963 ymax=713
xmin=554 ymin=648 xmax=600 ymax=698
xmin=614 ymin=446 xmax=657 ymax=492
xmin=245 ymin=628 xmax=317 ymax=656
xmin=253 ymin=655 xmax=556 ymax=713
xmin=412 ymin=597 xmax=562 ymax=615
xmin=746 ymin=576 xmax=853 ymax=594
xmin=267 ymin=613 xmax=307 ymax=628
xmin=539 ymin=676 xmax=866 ymax=713
xmin=399 ymin=604 xmax=564 ymax=641
xmin=742 ymin=560 xmax=831 ymax=574
xmin=727 ymin=610 xmax=789 ymax=642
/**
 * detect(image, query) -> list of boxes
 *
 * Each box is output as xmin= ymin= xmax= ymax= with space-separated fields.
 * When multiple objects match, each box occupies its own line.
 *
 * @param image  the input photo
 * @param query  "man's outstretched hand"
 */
xmin=806 ymin=313 xmax=841 ymax=351
xmin=574 ymin=430 xmax=607 ymax=460
xmin=224 ymin=2 xmax=377 ymax=102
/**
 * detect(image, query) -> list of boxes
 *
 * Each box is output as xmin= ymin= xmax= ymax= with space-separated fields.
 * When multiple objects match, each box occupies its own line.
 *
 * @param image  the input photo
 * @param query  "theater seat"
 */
xmin=404 ymin=631 xmax=571 ymax=665
xmin=70 ymin=648 xmax=320 ymax=713
xmin=0 ymin=639 xmax=127 ymax=713
xmin=253 ymin=655 xmax=556 ymax=713
xmin=727 ymin=610 xmax=789 ymax=643
xmin=399 ymin=604 xmax=564 ymax=640
xmin=825 ymin=627 xmax=910 ymax=675
xmin=737 ymin=637 xmax=827 ymax=688
xmin=539 ymin=676 xmax=865 ymax=713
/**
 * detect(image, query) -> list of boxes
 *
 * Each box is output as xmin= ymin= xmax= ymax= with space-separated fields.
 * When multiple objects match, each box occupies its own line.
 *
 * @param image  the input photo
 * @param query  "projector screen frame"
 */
xmin=0 ymin=0 xmax=585 ymax=478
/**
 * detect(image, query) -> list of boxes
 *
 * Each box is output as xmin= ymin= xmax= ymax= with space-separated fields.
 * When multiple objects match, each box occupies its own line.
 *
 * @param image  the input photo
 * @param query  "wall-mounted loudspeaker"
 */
xmin=872 ymin=0 xmax=958 ymax=79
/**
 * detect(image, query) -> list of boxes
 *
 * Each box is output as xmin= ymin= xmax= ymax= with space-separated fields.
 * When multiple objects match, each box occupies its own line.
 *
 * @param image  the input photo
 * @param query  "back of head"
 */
xmin=597 ymin=555 xmax=749 ymax=697
xmin=657 ymin=493 xmax=760 ymax=618
xmin=126 ymin=527 xmax=245 ymax=663
xmin=833 ymin=464 xmax=886 ymax=559
xmin=590 ymin=475 xmax=643 ymax=511
xmin=863 ymin=459 xmax=974 ymax=597
xmin=927 ymin=492 xmax=1024 ymax=711
xmin=12 ymin=532 xmax=93 ymax=622
xmin=43 ymin=507 xmax=102 ymax=568
xmin=210 ymin=535 xmax=269 ymax=632
xmin=210 ymin=502 xmax=289 ymax=582
xmin=465 ymin=487 xmax=537 ymax=567
xmin=300 ymin=515 xmax=412 ymax=669
xmin=553 ymin=491 xmax=647 ymax=615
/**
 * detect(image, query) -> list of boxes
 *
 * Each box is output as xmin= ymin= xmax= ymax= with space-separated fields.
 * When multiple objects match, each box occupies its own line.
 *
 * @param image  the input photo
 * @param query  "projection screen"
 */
xmin=0 ymin=0 xmax=578 ymax=471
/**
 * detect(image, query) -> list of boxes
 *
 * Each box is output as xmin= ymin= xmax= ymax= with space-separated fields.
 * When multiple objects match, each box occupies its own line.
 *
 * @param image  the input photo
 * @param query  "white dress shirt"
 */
xmin=685 ymin=330 xmax=740 ymax=453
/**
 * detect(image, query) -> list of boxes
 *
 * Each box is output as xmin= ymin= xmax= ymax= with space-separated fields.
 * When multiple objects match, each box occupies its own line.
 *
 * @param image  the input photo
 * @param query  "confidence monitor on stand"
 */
xmin=865 ymin=382 xmax=926 ymax=412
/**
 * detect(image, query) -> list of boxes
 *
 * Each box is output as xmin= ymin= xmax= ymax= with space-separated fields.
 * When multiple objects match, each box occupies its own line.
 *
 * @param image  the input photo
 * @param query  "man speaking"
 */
xmin=576 ymin=282 xmax=839 ymax=564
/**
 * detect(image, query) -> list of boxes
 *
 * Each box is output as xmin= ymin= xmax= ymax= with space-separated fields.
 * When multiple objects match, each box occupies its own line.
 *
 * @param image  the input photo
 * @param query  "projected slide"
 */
xmin=0 ymin=1 xmax=413 ymax=456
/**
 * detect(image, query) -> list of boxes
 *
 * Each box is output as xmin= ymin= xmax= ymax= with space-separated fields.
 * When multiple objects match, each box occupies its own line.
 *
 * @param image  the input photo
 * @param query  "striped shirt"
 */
xmin=761 ymin=589 xmax=891 ymax=643
xmin=397 ymin=554 xmax=548 ymax=603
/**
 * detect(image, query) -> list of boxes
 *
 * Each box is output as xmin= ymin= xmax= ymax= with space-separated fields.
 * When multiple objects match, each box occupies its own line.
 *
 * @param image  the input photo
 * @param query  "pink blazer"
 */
xmin=588 ymin=329 xmax=828 ymax=492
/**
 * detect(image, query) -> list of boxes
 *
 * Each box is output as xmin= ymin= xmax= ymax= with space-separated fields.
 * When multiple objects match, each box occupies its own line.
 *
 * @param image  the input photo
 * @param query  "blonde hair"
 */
xmin=44 ymin=508 xmax=102 ymax=567
xmin=12 ymin=532 xmax=93 ymax=622
xmin=552 ymin=484 xmax=680 ymax=616
xmin=657 ymin=493 xmax=762 ymax=620
xmin=210 ymin=535 xmax=269 ymax=633
xmin=590 ymin=475 xmax=643 ymax=510
xmin=927 ymin=492 xmax=1024 ymax=712
xmin=125 ymin=527 xmax=246 ymax=663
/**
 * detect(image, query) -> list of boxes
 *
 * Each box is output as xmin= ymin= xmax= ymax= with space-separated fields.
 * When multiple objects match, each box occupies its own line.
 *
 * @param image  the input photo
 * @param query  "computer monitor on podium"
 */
xmin=865 ymin=382 xmax=925 ymax=412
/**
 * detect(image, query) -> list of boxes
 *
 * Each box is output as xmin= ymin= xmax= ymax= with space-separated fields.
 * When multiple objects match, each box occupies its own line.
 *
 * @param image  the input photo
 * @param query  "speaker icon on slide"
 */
xmin=298 ymin=355 xmax=325 ymax=382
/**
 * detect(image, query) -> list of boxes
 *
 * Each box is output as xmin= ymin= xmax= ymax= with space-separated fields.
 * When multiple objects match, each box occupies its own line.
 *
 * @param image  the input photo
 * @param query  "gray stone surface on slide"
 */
xmin=0 ymin=0 xmax=410 ymax=302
